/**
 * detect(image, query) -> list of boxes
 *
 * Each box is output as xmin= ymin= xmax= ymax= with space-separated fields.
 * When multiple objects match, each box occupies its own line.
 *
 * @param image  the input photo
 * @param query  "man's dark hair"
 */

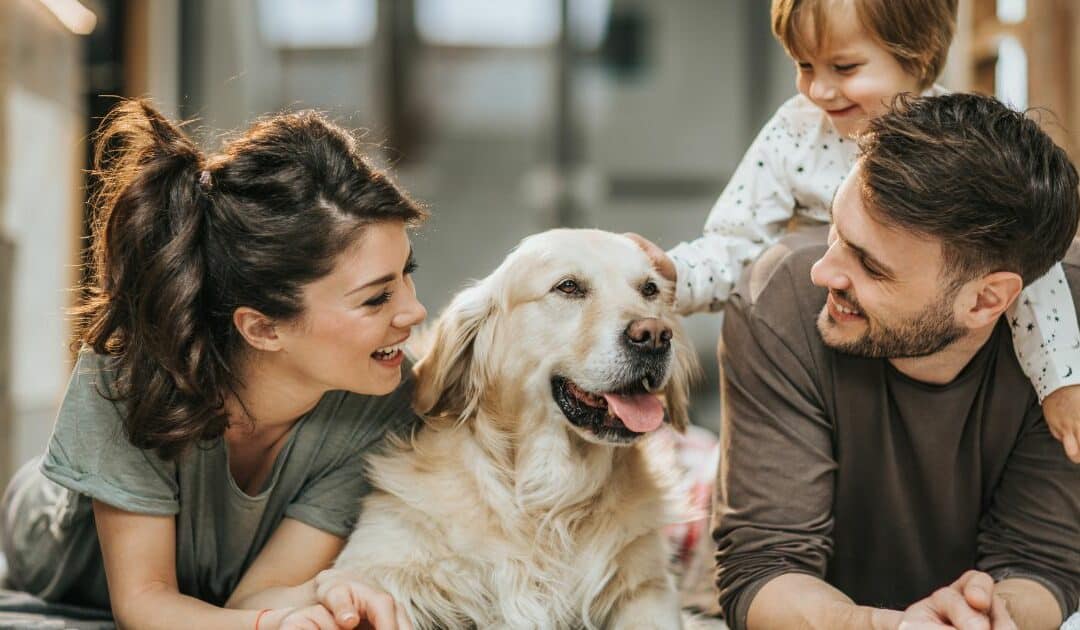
xmin=858 ymin=92 xmax=1080 ymax=285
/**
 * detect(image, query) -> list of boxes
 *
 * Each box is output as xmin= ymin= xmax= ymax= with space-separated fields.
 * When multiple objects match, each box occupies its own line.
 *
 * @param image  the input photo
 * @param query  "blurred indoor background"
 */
xmin=0 ymin=0 xmax=1076 ymax=489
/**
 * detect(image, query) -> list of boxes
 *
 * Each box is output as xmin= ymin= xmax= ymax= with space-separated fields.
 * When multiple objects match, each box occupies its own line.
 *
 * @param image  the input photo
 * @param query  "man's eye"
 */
xmin=641 ymin=281 xmax=659 ymax=298
xmin=861 ymin=261 xmax=885 ymax=279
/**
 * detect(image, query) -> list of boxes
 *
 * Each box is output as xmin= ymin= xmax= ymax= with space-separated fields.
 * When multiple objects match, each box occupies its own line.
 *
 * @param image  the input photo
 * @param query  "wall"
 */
xmin=0 ymin=0 xmax=84 ymax=485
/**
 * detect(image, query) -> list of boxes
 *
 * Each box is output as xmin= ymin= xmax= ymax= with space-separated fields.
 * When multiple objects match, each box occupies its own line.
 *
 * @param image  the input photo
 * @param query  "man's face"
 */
xmin=810 ymin=166 xmax=969 ymax=358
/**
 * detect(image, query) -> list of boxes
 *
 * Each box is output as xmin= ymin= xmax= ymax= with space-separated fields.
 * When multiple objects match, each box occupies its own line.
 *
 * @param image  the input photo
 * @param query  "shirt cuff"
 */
xmin=671 ymin=252 xmax=696 ymax=316
xmin=988 ymin=567 xmax=1072 ymax=622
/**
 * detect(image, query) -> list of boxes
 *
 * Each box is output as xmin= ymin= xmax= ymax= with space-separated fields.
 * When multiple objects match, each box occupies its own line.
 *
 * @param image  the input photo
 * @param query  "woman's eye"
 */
xmin=834 ymin=64 xmax=858 ymax=73
xmin=641 ymin=281 xmax=659 ymax=298
xmin=555 ymin=279 xmax=581 ymax=295
xmin=364 ymin=290 xmax=393 ymax=307
xmin=798 ymin=62 xmax=813 ymax=72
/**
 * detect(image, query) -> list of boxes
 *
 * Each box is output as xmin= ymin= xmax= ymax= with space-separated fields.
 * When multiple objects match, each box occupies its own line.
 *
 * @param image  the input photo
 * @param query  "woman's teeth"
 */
xmin=372 ymin=342 xmax=404 ymax=359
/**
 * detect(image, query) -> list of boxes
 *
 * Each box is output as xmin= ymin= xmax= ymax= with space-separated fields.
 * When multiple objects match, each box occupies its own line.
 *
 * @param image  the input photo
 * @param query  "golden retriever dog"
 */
xmin=333 ymin=229 xmax=699 ymax=629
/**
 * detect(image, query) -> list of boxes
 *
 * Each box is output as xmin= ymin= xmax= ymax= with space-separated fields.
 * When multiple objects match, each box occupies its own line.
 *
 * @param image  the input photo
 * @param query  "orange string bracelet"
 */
xmin=254 ymin=608 xmax=272 ymax=630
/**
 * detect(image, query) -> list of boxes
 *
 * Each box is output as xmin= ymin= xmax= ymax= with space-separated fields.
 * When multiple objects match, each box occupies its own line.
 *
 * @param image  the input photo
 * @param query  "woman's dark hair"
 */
xmin=858 ymin=92 xmax=1080 ymax=285
xmin=77 ymin=99 xmax=427 ymax=460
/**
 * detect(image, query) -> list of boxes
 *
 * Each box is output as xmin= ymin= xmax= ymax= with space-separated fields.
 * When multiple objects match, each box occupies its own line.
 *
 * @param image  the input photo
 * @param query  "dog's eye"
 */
xmin=554 ymin=279 xmax=583 ymax=296
xmin=641 ymin=281 xmax=659 ymax=298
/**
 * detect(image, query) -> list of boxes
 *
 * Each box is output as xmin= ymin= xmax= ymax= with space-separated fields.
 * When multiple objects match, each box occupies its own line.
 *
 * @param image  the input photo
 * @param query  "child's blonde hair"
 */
xmin=771 ymin=0 xmax=958 ymax=88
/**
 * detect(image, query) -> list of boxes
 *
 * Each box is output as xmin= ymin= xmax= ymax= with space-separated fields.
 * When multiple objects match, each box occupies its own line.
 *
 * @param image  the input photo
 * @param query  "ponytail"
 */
xmin=77 ymin=100 xmax=229 ymax=459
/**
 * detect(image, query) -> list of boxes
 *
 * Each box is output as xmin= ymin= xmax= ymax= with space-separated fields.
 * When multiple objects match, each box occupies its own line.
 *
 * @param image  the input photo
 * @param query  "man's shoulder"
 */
xmin=734 ymin=228 xmax=829 ymax=315
xmin=1062 ymin=240 xmax=1080 ymax=297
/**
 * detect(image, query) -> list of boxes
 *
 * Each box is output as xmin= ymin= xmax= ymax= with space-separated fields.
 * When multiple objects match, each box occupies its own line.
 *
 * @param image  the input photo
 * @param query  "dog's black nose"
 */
xmin=624 ymin=318 xmax=672 ymax=352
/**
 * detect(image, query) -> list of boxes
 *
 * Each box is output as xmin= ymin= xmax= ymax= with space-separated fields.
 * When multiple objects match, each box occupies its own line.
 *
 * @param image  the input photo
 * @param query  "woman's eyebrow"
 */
xmin=345 ymin=248 xmax=414 ymax=296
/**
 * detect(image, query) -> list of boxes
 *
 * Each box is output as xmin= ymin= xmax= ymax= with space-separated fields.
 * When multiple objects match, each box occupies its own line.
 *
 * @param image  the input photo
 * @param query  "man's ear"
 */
xmin=233 ymin=306 xmax=283 ymax=351
xmin=959 ymin=271 xmax=1023 ymax=328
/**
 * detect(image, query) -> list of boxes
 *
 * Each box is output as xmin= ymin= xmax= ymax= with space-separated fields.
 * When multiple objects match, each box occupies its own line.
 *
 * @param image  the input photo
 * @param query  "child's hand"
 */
xmin=624 ymin=233 xmax=676 ymax=282
xmin=1042 ymin=385 xmax=1080 ymax=463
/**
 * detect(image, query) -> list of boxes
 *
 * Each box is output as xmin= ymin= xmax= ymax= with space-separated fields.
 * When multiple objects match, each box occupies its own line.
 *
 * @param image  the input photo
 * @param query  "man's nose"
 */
xmin=810 ymin=244 xmax=851 ymax=291
xmin=623 ymin=318 xmax=672 ymax=352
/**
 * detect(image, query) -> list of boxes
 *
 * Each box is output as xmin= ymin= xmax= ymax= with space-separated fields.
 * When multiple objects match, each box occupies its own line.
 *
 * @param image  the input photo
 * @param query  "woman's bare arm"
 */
xmin=92 ymin=500 xmax=270 ymax=629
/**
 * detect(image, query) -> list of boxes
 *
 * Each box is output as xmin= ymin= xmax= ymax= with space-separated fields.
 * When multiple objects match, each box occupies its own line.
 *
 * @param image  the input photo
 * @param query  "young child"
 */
xmin=633 ymin=0 xmax=1080 ymax=462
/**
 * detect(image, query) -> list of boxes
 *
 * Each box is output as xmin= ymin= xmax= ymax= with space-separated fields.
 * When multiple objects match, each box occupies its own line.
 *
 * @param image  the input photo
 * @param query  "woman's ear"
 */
xmin=663 ymin=320 xmax=701 ymax=433
xmin=233 ymin=307 xmax=282 ymax=352
xmin=412 ymin=280 xmax=496 ymax=420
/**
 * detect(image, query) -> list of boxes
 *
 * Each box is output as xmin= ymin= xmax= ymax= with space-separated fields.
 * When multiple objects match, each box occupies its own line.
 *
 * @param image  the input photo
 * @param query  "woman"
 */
xmin=1 ymin=100 xmax=425 ymax=629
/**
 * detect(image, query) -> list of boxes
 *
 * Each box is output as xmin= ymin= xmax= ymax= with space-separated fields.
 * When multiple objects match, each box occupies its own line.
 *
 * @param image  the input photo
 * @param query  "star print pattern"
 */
xmin=666 ymin=87 xmax=1080 ymax=400
xmin=1008 ymin=264 xmax=1080 ymax=399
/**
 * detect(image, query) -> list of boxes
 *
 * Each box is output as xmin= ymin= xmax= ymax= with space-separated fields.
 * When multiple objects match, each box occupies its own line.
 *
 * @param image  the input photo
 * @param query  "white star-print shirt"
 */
xmin=668 ymin=89 xmax=1080 ymax=400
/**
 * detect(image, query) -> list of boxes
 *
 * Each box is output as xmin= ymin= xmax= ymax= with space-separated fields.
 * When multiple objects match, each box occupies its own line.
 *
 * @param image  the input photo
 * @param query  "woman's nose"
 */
xmin=394 ymin=292 xmax=427 ymax=329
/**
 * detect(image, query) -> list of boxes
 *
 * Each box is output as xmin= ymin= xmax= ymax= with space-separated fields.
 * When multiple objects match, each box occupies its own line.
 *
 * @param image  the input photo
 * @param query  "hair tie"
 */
xmin=198 ymin=170 xmax=212 ymax=190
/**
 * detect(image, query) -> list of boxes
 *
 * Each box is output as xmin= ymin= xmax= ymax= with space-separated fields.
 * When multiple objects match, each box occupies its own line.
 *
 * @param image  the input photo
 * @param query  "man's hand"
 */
xmin=1042 ymin=384 xmax=1080 ymax=463
xmin=623 ymin=233 xmax=676 ymax=282
xmin=303 ymin=568 xmax=413 ymax=629
xmin=899 ymin=571 xmax=1017 ymax=630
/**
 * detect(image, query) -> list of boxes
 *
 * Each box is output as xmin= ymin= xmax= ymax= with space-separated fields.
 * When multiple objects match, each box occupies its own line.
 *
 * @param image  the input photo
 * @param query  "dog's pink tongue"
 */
xmin=602 ymin=393 xmax=665 ymax=433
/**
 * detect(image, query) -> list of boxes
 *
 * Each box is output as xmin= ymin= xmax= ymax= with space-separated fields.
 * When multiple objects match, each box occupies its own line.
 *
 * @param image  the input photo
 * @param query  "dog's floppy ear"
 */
xmin=413 ymin=279 xmax=496 ymax=420
xmin=663 ymin=321 xmax=701 ymax=432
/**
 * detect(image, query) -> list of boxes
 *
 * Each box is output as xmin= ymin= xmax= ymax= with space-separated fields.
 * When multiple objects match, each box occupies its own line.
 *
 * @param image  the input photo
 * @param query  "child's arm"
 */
xmin=1009 ymin=262 xmax=1080 ymax=462
xmin=667 ymin=108 xmax=803 ymax=316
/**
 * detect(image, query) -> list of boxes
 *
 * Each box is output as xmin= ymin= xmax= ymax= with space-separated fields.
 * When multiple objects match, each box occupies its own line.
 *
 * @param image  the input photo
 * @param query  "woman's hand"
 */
xmin=308 ymin=569 xmax=413 ymax=629
xmin=260 ymin=605 xmax=336 ymax=630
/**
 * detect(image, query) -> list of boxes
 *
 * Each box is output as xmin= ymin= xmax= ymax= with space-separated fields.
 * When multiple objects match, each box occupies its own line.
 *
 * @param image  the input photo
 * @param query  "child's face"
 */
xmin=791 ymin=2 xmax=922 ymax=138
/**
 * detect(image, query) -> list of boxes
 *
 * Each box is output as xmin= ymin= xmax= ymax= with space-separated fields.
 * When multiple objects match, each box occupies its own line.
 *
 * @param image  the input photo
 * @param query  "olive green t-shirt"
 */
xmin=2 ymin=351 xmax=417 ymax=610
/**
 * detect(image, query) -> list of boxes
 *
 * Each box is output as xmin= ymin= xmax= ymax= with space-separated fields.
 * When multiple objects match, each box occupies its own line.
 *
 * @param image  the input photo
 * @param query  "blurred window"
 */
xmin=996 ymin=0 xmax=1026 ymax=24
xmin=258 ymin=0 xmax=376 ymax=49
xmin=415 ymin=0 xmax=610 ymax=49
xmin=995 ymin=36 xmax=1027 ymax=109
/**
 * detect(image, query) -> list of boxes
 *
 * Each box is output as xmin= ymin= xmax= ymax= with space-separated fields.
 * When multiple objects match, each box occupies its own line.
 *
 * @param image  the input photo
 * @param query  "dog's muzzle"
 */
xmin=550 ymin=374 xmax=668 ymax=444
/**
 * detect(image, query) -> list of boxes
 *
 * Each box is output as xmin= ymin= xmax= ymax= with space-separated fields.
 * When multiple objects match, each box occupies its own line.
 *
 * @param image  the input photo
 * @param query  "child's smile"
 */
xmin=791 ymin=1 xmax=923 ymax=138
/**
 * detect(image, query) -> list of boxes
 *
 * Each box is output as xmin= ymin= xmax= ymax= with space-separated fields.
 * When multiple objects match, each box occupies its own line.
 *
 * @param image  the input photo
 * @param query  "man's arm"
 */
xmin=714 ymin=252 xmax=874 ymax=630
xmin=747 ymin=574 xmax=902 ymax=630
xmin=976 ymin=394 xmax=1080 ymax=628
xmin=995 ymin=578 xmax=1063 ymax=630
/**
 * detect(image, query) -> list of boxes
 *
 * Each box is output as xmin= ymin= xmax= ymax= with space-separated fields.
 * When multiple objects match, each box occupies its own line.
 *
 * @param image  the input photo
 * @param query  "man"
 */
xmin=714 ymin=92 xmax=1080 ymax=630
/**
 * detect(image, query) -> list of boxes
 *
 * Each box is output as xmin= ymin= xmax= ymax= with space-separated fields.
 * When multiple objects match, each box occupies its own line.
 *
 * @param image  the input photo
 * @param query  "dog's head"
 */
xmin=414 ymin=229 xmax=698 ymax=445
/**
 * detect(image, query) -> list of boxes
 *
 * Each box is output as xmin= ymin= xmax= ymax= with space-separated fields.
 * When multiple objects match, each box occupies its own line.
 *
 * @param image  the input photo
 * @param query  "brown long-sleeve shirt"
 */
xmin=713 ymin=240 xmax=1080 ymax=629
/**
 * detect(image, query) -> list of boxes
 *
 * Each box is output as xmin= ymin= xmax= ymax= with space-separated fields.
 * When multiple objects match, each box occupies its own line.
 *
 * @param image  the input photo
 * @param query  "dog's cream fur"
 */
xmin=334 ymin=229 xmax=699 ymax=629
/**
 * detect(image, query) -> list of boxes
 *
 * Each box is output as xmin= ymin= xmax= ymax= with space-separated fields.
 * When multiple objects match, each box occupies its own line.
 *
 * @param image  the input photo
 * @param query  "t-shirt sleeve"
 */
xmin=712 ymin=247 xmax=838 ymax=630
xmin=284 ymin=375 xmax=418 ymax=538
xmin=39 ymin=351 xmax=179 ymax=515
xmin=975 ymin=402 xmax=1080 ymax=621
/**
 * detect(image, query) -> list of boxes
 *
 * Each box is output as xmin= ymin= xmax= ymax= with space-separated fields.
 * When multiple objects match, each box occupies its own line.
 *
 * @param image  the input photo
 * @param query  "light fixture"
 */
xmin=36 ymin=0 xmax=97 ymax=35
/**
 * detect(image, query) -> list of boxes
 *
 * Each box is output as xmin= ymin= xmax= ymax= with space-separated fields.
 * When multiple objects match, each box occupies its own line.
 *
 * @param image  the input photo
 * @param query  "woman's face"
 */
xmin=276 ymin=220 xmax=427 ymax=397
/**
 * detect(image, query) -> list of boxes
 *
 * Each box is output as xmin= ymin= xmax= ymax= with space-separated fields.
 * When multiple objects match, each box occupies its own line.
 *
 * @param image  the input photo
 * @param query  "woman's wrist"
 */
xmin=254 ymin=607 xmax=294 ymax=630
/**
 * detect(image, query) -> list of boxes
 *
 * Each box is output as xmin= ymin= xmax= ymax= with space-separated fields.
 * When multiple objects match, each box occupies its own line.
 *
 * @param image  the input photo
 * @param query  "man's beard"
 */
xmin=817 ymin=287 xmax=967 ymax=359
